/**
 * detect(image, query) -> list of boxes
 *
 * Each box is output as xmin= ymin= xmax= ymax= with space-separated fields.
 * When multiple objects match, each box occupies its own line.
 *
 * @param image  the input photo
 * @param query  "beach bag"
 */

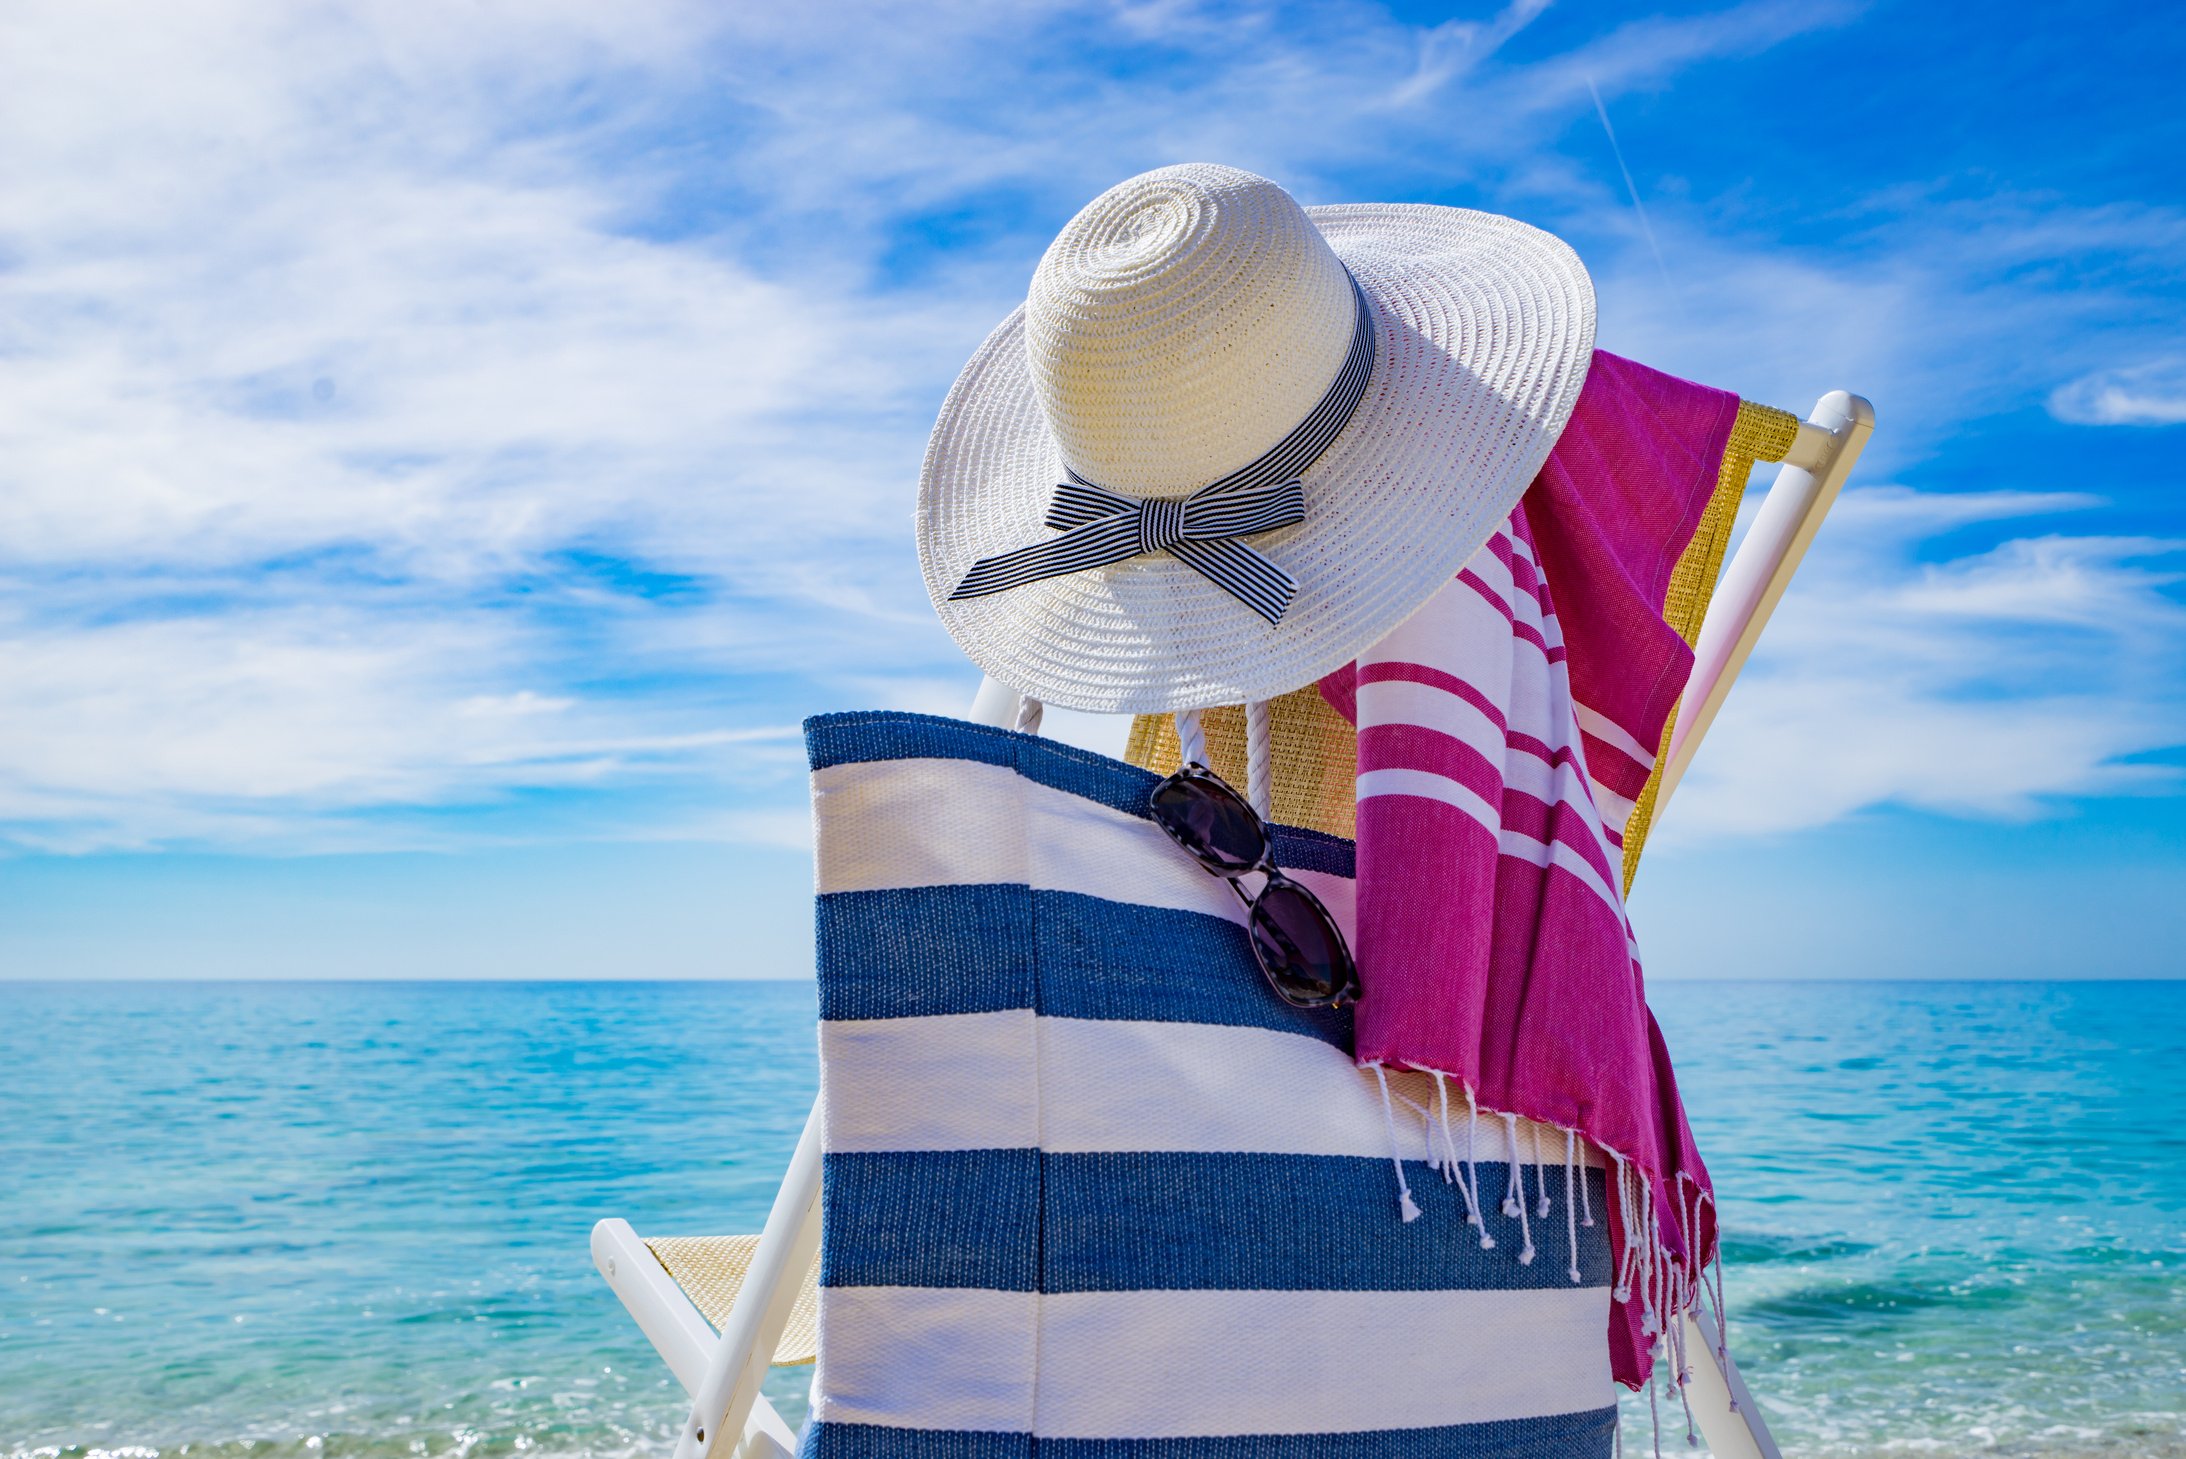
xmin=801 ymin=710 xmax=1617 ymax=1457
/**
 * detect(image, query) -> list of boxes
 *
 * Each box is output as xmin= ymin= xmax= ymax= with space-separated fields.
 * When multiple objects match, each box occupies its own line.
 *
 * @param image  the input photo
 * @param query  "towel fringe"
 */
xmin=1352 ymin=1062 xmax=1731 ymax=1417
xmin=1609 ymin=1153 xmax=1636 ymax=1303
xmin=1647 ymin=1358 xmax=1662 ymax=1459
xmin=1675 ymin=1314 xmax=1699 ymax=1447
xmin=1366 ymin=1063 xmax=1421 ymax=1222
xmin=1533 ymin=1120 xmax=1552 ymax=1219
xmin=1462 ymin=1084 xmax=1493 ymax=1248
xmin=1496 ymin=1110 xmax=1536 ymax=1264
xmin=1563 ymin=1128 xmax=1582 ymax=1284
xmin=1426 ymin=1072 xmax=1454 ymax=1184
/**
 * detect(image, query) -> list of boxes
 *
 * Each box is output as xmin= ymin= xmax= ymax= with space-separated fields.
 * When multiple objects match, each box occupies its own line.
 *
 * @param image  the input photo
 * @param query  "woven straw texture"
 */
xmin=1616 ymin=399 xmax=1801 ymax=889
xmin=920 ymin=163 xmax=1596 ymax=714
xmin=1124 ymin=683 xmax=1358 ymax=838
xmin=1026 ymin=164 xmax=1356 ymax=497
xmin=644 ymin=1233 xmax=818 ymax=1366
xmin=1126 ymin=398 xmax=1803 ymax=872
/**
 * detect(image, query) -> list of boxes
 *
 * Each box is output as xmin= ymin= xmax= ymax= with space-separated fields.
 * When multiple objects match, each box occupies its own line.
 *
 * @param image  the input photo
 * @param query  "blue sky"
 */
xmin=0 ymin=0 xmax=2180 ymax=980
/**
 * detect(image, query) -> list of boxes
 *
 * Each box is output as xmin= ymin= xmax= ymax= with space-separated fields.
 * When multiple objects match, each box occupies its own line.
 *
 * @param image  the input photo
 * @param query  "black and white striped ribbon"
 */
xmin=948 ymin=276 xmax=1376 ymax=626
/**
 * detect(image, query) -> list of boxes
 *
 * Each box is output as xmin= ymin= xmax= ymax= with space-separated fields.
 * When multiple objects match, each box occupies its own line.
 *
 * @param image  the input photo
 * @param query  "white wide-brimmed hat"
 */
xmin=917 ymin=163 xmax=1595 ymax=714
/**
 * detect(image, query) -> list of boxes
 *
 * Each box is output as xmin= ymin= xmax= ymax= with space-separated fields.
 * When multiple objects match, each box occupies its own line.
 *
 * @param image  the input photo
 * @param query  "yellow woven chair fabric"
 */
xmin=1124 ymin=683 xmax=1358 ymax=839
xmin=1125 ymin=399 xmax=1803 ymax=883
xmin=644 ymin=1233 xmax=820 ymax=1366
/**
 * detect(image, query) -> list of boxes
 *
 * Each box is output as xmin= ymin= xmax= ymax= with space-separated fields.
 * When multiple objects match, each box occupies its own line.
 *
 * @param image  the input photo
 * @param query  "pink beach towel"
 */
xmin=1318 ymin=351 xmax=1741 ymax=1390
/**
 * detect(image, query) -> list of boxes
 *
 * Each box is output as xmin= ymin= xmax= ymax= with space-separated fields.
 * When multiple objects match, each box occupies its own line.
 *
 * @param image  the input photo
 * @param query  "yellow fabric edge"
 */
xmin=1617 ymin=400 xmax=1802 ymax=892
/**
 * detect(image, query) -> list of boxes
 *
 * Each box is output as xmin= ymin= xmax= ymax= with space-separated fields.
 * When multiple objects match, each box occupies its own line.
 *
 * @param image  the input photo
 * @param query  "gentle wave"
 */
xmin=5 ymin=978 xmax=2182 ymax=1458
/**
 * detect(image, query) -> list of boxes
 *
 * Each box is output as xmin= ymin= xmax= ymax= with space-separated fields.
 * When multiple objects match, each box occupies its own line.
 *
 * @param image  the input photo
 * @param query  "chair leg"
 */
xmin=675 ymin=1100 xmax=826 ymax=1459
xmin=738 ymin=1392 xmax=801 ymax=1459
xmin=1680 ymin=1308 xmax=1784 ymax=1459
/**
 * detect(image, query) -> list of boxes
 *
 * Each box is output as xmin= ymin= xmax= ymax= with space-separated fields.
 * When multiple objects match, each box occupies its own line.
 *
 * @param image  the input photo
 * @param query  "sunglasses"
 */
xmin=1147 ymin=762 xmax=1360 ymax=1010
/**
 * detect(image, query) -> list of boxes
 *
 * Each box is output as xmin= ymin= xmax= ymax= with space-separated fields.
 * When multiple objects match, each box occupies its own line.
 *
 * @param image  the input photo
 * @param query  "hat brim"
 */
xmin=916 ymin=203 xmax=1596 ymax=714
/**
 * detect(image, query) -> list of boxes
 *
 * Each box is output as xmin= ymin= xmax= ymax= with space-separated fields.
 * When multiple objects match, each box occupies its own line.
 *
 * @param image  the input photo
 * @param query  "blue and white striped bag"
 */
xmin=802 ymin=711 xmax=1616 ymax=1458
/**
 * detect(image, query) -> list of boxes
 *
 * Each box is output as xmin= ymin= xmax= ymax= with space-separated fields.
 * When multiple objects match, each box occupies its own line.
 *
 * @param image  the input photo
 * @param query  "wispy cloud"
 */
xmin=1663 ymin=487 xmax=2186 ymax=840
xmin=0 ymin=0 xmax=2179 ymax=858
xmin=0 ymin=590 xmax=814 ymax=854
xmin=2050 ymin=358 xmax=2186 ymax=426
xmin=1384 ymin=0 xmax=1553 ymax=108
xmin=0 ymin=0 xmax=1869 ymax=852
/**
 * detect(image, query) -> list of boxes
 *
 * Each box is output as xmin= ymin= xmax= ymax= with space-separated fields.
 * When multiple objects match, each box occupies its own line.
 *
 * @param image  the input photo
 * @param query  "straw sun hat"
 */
xmin=917 ymin=162 xmax=1595 ymax=715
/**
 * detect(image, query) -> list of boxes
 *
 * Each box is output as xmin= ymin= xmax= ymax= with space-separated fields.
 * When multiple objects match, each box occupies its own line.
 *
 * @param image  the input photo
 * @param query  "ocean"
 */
xmin=3 ymin=979 xmax=2180 ymax=1458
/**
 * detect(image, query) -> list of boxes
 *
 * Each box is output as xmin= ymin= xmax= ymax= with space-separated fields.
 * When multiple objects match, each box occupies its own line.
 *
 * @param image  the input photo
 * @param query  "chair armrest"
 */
xmin=592 ymin=1218 xmax=716 ymax=1394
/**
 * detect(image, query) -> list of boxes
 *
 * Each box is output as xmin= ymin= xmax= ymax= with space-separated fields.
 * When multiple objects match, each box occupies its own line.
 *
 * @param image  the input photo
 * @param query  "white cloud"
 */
xmin=0 ymin=595 xmax=810 ymax=853
xmin=0 ymin=0 xmax=1875 ymax=852
xmin=1659 ymin=486 xmax=2186 ymax=841
xmin=0 ymin=77 xmax=927 ymax=577
xmin=2049 ymin=358 xmax=2186 ymax=426
xmin=1586 ymin=187 xmax=2186 ymax=481
xmin=0 ymin=0 xmax=2178 ymax=857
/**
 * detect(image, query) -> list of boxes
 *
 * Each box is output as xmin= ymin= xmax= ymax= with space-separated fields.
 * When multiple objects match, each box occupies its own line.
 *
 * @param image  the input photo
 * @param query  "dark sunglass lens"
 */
xmin=1249 ymin=881 xmax=1358 ymax=1008
xmin=1149 ymin=772 xmax=1265 ymax=873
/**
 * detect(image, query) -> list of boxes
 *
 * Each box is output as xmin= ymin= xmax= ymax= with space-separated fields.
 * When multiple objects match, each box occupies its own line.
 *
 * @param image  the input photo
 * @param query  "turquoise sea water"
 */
xmin=3 ymin=979 xmax=2181 ymax=1458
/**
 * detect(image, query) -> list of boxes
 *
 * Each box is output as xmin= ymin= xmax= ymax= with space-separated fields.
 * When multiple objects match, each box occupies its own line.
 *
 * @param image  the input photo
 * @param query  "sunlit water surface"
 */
xmin=3 ymin=980 xmax=2180 ymax=1458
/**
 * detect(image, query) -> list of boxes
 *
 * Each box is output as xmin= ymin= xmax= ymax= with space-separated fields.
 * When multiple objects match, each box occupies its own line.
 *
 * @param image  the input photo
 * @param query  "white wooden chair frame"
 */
xmin=590 ymin=391 xmax=1875 ymax=1459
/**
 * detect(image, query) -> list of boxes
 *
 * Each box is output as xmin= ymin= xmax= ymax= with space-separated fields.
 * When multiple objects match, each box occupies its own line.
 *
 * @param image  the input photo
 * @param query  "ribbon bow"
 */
xmin=945 ymin=272 xmax=1376 ymax=628
xmin=949 ymin=475 xmax=1307 ymax=624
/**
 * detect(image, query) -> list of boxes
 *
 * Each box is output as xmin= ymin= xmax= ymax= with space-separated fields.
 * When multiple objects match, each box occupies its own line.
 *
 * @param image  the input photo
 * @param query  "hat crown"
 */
xmin=1026 ymin=164 xmax=1356 ymax=499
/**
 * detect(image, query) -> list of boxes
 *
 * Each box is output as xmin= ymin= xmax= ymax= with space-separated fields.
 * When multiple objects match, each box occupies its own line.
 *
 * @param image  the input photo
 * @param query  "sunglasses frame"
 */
xmin=1147 ymin=761 xmax=1360 ymax=1010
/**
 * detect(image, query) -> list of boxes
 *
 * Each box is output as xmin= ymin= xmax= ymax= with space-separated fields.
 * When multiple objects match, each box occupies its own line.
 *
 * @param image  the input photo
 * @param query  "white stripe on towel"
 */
xmin=1572 ymin=703 xmax=1657 ymax=771
xmin=1353 ymin=768 xmax=1625 ymax=912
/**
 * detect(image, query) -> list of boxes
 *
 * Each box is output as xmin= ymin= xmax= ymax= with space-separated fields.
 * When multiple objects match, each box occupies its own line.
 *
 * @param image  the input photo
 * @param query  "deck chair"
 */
xmin=589 ymin=390 xmax=1875 ymax=1459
